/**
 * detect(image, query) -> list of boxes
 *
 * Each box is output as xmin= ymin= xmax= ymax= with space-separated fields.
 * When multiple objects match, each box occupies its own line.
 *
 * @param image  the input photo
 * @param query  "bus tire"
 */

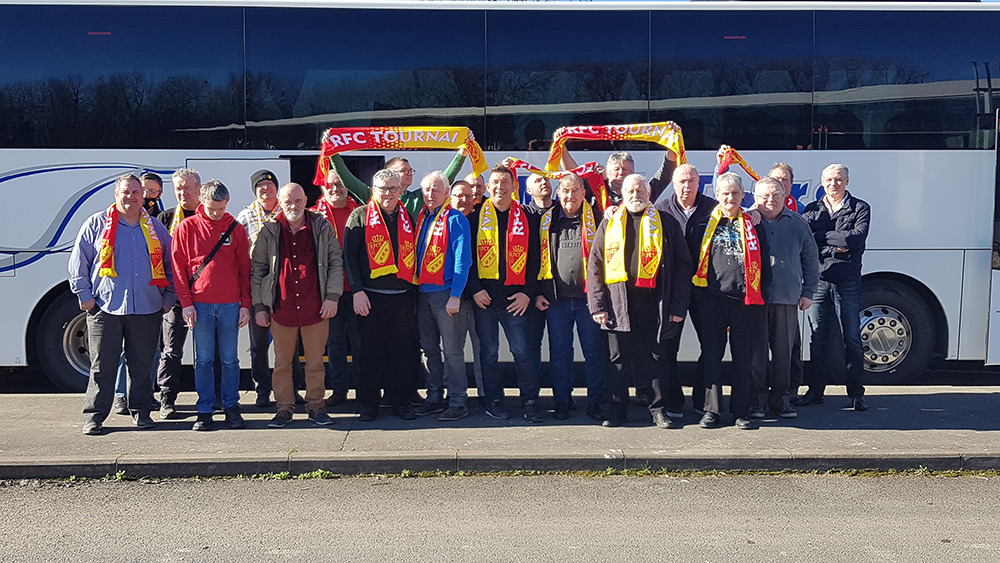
xmin=36 ymin=290 xmax=91 ymax=393
xmin=860 ymin=279 xmax=934 ymax=384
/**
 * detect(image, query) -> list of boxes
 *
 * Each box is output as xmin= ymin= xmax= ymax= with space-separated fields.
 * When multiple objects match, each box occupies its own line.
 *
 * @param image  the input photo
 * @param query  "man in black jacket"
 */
xmin=588 ymin=174 xmax=693 ymax=428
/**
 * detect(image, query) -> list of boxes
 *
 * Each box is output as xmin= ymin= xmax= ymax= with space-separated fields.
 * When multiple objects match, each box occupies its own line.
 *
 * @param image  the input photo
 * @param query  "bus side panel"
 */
xmin=0 ymin=255 xmax=69 ymax=366
xmin=959 ymin=249 xmax=990 ymax=361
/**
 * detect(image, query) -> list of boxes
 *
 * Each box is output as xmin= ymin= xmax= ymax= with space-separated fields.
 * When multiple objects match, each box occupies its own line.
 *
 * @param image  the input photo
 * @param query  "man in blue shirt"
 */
xmin=412 ymin=171 xmax=473 ymax=421
xmin=69 ymin=173 xmax=176 ymax=435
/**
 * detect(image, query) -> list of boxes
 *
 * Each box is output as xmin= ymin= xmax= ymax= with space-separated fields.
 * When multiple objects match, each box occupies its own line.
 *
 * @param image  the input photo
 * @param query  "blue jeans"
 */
xmin=807 ymin=278 xmax=865 ymax=398
xmin=474 ymin=299 xmax=535 ymax=406
xmin=192 ymin=302 xmax=241 ymax=414
xmin=546 ymin=297 xmax=606 ymax=406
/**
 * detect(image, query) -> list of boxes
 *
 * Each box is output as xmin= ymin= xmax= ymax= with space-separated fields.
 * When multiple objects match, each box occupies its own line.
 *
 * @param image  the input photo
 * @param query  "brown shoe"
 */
xmin=325 ymin=393 xmax=346 ymax=407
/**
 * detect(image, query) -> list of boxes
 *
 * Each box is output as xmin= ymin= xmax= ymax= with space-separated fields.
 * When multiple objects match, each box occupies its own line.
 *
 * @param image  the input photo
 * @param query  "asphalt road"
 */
xmin=2 ymin=474 xmax=998 ymax=562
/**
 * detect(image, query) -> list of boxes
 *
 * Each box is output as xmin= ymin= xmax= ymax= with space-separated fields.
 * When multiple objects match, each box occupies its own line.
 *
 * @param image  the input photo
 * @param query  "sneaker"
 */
xmin=268 ymin=411 xmax=293 ymax=428
xmin=393 ymin=405 xmax=417 ymax=420
xmin=852 ymin=397 xmax=869 ymax=411
xmin=414 ymin=401 xmax=447 ymax=417
xmin=438 ymin=405 xmax=469 ymax=422
xmin=774 ymin=407 xmax=798 ymax=419
xmin=749 ymin=409 xmax=766 ymax=419
xmin=113 ymin=396 xmax=129 ymax=416
xmin=224 ymin=405 xmax=246 ymax=429
xmin=324 ymin=393 xmax=346 ymax=408
xmin=82 ymin=420 xmax=103 ymax=435
xmin=652 ymin=411 xmax=675 ymax=429
xmin=359 ymin=406 xmax=378 ymax=422
xmin=255 ymin=393 xmax=271 ymax=408
xmin=553 ymin=403 xmax=570 ymax=421
xmin=308 ymin=409 xmax=335 ymax=427
xmin=132 ymin=411 xmax=155 ymax=429
xmin=665 ymin=410 xmax=683 ymax=419
xmin=159 ymin=397 xmax=179 ymax=419
xmin=698 ymin=412 xmax=720 ymax=429
xmin=485 ymin=401 xmax=510 ymax=420
xmin=586 ymin=404 xmax=606 ymax=422
xmin=735 ymin=417 xmax=753 ymax=430
xmin=192 ymin=413 xmax=214 ymax=431
xmin=791 ymin=391 xmax=823 ymax=406
xmin=523 ymin=401 xmax=543 ymax=424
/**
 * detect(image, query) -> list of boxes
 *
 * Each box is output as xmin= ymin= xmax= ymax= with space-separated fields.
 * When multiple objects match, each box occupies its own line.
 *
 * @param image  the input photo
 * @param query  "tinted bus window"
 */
xmin=0 ymin=5 xmax=244 ymax=149
xmin=815 ymin=11 xmax=998 ymax=150
xmin=485 ymin=10 xmax=649 ymax=152
xmin=246 ymin=8 xmax=486 ymax=150
xmin=650 ymin=10 xmax=813 ymax=151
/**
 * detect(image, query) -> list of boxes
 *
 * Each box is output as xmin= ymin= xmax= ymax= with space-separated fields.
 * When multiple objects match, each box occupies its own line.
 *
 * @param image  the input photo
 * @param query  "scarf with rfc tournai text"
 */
xmin=692 ymin=206 xmax=764 ymax=305
xmin=98 ymin=204 xmax=169 ymax=288
xmin=476 ymin=198 xmax=529 ymax=285
xmin=415 ymin=203 xmax=452 ymax=285
xmin=603 ymin=204 xmax=663 ymax=289
xmin=364 ymin=200 xmax=416 ymax=281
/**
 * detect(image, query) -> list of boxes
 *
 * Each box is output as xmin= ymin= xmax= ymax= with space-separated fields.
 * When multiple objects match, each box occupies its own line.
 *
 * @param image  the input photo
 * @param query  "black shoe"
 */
xmin=325 ymin=393 xmax=346 ymax=408
xmin=635 ymin=391 xmax=649 ymax=407
xmin=308 ymin=410 xmax=335 ymax=427
xmin=791 ymin=391 xmax=823 ymax=406
xmin=485 ymin=401 xmax=510 ymax=420
xmin=409 ymin=392 xmax=426 ymax=407
xmin=224 ymin=405 xmax=246 ymax=429
xmin=294 ymin=392 xmax=306 ymax=406
xmin=192 ymin=413 xmax=214 ymax=431
xmin=652 ymin=411 xmax=675 ymax=429
xmin=132 ymin=411 xmax=155 ymax=429
xmin=414 ymin=401 xmax=447 ymax=417
xmin=268 ymin=411 xmax=293 ymax=428
xmin=699 ymin=412 xmax=720 ymax=429
xmin=553 ymin=403 xmax=570 ymax=421
xmin=255 ymin=393 xmax=271 ymax=408
xmin=82 ymin=421 xmax=103 ymax=436
xmin=359 ymin=406 xmax=378 ymax=422
xmin=523 ymin=400 xmax=543 ymax=424
xmin=586 ymin=404 xmax=606 ymax=422
xmin=602 ymin=415 xmax=626 ymax=428
xmin=393 ymin=405 xmax=417 ymax=420
xmin=113 ymin=397 xmax=129 ymax=416
xmin=852 ymin=397 xmax=869 ymax=411
xmin=735 ymin=417 xmax=753 ymax=430
xmin=159 ymin=398 xmax=179 ymax=420
xmin=212 ymin=401 xmax=223 ymax=412
xmin=438 ymin=406 xmax=469 ymax=421
xmin=379 ymin=395 xmax=392 ymax=409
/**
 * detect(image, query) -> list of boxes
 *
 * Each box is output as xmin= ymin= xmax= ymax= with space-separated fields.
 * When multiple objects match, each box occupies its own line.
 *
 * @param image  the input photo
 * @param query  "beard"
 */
xmin=284 ymin=209 xmax=303 ymax=223
xmin=624 ymin=199 xmax=647 ymax=213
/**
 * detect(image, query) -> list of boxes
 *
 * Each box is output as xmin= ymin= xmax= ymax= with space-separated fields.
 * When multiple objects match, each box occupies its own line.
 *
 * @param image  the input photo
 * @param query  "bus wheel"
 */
xmin=36 ymin=291 xmax=91 ymax=392
xmin=860 ymin=280 xmax=934 ymax=384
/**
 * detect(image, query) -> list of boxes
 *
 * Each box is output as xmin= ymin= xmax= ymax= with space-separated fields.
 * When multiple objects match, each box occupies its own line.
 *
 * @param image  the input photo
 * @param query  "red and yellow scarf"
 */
xmin=538 ymin=202 xmax=597 ymax=288
xmin=693 ymin=206 xmax=764 ymax=305
xmin=477 ymin=199 xmax=529 ymax=286
xmin=98 ymin=204 xmax=169 ymax=288
xmin=415 ymin=203 xmax=452 ymax=285
xmin=505 ymin=158 xmax=613 ymax=212
xmin=311 ymin=197 xmax=358 ymax=242
xmin=545 ymin=122 xmax=686 ymax=172
xmin=364 ymin=200 xmax=416 ymax=281
xmin=603 ymin=204 xmax=662 ymax=289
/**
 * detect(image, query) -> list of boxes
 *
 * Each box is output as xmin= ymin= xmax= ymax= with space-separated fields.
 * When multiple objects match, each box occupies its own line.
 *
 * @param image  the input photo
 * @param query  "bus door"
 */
xmin=985 ymin=110 xmax=1000 ymax=365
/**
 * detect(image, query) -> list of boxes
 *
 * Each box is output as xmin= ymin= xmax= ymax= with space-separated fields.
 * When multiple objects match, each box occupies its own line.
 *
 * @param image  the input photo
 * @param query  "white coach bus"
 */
xmin=1 ymin=0 xmax=998 ymax=391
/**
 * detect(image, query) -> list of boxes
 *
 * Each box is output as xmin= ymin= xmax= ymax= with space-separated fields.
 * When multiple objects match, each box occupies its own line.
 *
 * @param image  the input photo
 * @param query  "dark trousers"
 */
xmin=788 ymin=330 xmax=804 ymax=394
xmin=475 ymin=299 xmax=535 ymax=406
xmin=607 ymin=296 xmax=665 ymax=417
xmin=752 ymin=303 xmax=798 ymax=412
xmin=84 ymin=309 xmax=161 ymax=422
xmin=525 ymin=305 xmax=546 ymax=386
xmin=699 ymin=290 xmax=766 ymax=419
xmin=324 ymin=292 xmax=360 ymax=396
xmin=156 ymin=304 xmax=187 ymax=400
xmin=546 ymin=297 xmax=606 ymax=407
xmin=249 ymin=303 xmax=305 ymax=398
xmin=357 ymin=290 xmax=418 ymax=409
xmin=807 ymin=278 xmax=865 ymax=399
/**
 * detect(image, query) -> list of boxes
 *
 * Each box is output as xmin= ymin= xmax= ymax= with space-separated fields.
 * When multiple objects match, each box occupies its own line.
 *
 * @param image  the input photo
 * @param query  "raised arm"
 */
xmin=331 ymin=154 xmax=372 ymax=203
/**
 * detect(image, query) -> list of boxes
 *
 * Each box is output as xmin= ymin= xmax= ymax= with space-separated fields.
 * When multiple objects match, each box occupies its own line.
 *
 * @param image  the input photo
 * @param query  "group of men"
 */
xmin=70 ymin=136 xmax=870 ymax=435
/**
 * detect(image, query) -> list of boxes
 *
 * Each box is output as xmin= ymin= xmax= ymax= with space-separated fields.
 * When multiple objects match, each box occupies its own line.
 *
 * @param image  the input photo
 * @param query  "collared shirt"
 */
xmin=271 ymin=215 xmax=323 ymax=327
xmin=68 ymin=210 xmax=176 ymax=315
xmin=236 ymin=200 xmax=279 ymax=246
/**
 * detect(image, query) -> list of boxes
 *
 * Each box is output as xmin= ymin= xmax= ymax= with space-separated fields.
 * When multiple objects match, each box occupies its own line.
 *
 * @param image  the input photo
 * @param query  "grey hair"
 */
xmin=716 ymin=172 xmax=744 ymax=192
xmin=421 ymin=170 xmax=449 ymax=189
xmin=172 ymin=167 xmax=201 ymax=185
xmin=607 ymin=151 xmax=634 ymax=167
xmin=822 ymin=163 xmax=849 ymax=179
xmin=753 ymin=176 xmax=784 ymax=196
xmin=200 ymin=179 xmax=230 ymax=202
xmin=115 ymin=173 xmax=140 ymax=190
xmin=622 ymin=173 xmax=649 ymax=192
xmin=372 ymin=168 xmax=401 ymax=186
xmin=558 ymin=173 xmax=584 ymax=191
xmin=770 ymin=162 xmax=794 ymax=182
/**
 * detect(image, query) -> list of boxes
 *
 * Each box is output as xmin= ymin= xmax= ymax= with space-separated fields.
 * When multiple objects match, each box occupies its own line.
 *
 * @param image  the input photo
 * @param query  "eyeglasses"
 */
xmin=374 ymin=184 xmax=401 ymax=194
xmin=396 ymin=167 xmax=415 ymax=176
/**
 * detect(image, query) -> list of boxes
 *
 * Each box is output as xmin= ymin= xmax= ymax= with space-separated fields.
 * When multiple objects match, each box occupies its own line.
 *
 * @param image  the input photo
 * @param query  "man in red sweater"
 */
xmin=171 ymin=180 xmax=251 ymax=431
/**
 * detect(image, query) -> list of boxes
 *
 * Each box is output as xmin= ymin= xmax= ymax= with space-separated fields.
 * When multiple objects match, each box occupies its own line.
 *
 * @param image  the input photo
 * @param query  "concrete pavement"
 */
xmin=0 ymin=385 xmax=998 ymax=478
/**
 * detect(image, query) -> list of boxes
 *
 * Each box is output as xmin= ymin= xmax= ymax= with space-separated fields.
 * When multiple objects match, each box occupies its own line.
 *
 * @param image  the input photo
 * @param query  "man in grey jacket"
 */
xmin=751 ymin=177 xmax=819 ymax=418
